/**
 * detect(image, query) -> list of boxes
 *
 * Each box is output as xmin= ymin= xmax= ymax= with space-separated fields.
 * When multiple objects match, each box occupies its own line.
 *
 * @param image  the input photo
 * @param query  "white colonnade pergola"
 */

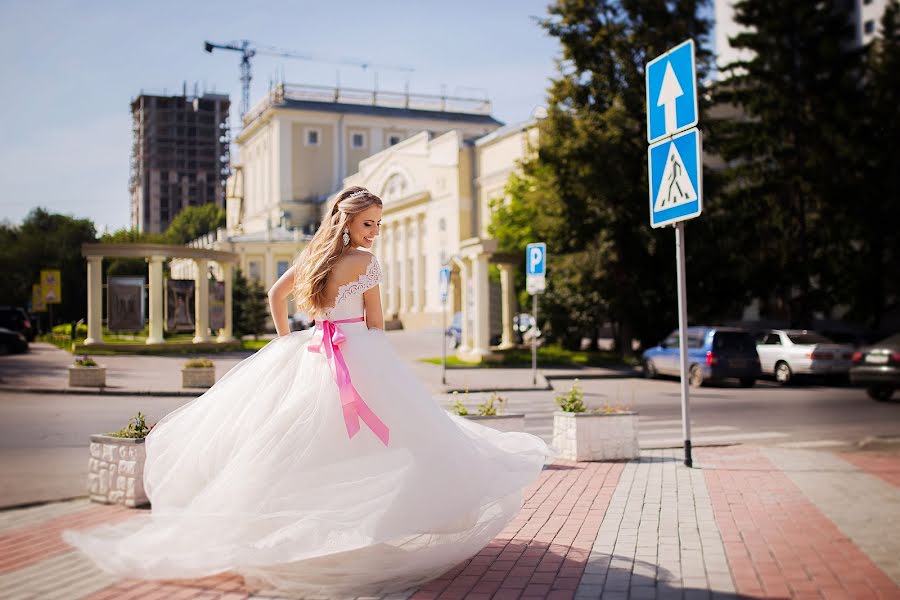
xmin=450 ymin=238 xmax=518 ymax=362
xmin=81 ymin=243 xmax=239 ymax=346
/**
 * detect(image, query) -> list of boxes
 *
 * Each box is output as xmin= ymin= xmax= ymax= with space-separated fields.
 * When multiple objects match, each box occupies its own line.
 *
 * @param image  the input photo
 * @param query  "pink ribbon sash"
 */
xmin=307 ymin=316 xmax=390 ymax=446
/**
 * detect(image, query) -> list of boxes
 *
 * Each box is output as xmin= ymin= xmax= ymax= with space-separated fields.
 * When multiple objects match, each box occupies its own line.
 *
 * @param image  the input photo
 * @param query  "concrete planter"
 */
xmin=68 ymin=365 xmax=106 ymax=387
xmin=553 ymin=410 xmax=640 ymax=461
xmin=463 ymin=413 xmax=527 ymax=433
xmin=182 ymin=366 xmax=216 ymax=388
xmin=87 ymin=434 xmax=148 ymax=507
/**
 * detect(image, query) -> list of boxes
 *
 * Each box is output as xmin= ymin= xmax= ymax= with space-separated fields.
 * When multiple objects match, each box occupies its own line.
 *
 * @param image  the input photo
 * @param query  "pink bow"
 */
xmin=308 ymin=316 xmax=390 ymax=446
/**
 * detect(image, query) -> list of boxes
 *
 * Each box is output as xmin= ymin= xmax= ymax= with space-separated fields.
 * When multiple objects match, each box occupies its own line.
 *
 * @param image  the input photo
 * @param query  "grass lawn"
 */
xmin=419 ymin=344 xmax=638 ymax=368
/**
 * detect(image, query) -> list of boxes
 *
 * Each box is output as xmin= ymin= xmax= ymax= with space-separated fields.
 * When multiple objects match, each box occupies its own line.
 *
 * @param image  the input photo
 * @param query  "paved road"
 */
xmin=1 ymin=331 xmax=898 ymax=508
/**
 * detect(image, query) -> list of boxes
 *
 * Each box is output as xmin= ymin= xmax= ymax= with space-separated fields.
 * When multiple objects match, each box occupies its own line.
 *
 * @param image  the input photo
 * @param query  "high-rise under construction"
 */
xmin=129 ymin=88 xmax=231 ymax=233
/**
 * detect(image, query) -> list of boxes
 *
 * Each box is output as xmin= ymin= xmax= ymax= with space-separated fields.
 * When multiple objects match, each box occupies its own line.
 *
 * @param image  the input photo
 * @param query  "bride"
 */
xmin=64 ymin=186 xmax=556 ymax=597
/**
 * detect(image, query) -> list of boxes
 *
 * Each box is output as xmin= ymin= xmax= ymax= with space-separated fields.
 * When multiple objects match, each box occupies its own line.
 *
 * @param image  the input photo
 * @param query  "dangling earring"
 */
xmin=342 ymin=228 xmax=350 ymax=246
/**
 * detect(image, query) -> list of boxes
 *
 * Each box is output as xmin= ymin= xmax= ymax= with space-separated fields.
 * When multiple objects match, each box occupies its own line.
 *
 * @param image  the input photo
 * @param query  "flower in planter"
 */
xmin=183 ymin=358 xmax=215 ymax=369
xmin=106 ymin=412 xmax=156 ymax=439
xmin=477 ymin=392 xmax=507 ymax=416
xmin=449 ymin=390 xmax=469 ymax=416
xmin=555 ymin=379 xmax=586 ymax=413
xmin=74 ymin=355 xmax=98 ymax=367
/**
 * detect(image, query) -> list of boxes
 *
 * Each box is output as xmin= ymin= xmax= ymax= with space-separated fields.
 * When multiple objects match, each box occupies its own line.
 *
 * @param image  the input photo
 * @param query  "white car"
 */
xmin=755 ymin=329 xmax=854 ymax=385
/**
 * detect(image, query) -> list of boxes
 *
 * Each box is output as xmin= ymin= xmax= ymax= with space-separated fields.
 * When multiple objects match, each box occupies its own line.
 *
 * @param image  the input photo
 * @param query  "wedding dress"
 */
xmin=63 ymin=252 xmax=556 ymax=598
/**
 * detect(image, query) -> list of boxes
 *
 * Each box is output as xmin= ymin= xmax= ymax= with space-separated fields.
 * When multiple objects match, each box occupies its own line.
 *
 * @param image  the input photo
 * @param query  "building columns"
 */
xmin=84 ymin=256 xmax=103 ymax=345
xmin=498 ymin=263 xmax=516 ymax=350
xmin=470 ymin=253 xmax=491 ymax=357
xmin=193 ymin=258 xmax=210 ymax=343
xmin=386 ymin=223 xmax=398 ymax=316
xmin=457 ymin=258 xmax=471 ymax=354
xmin=413 ymin=213 xmax=424 ymax=311
xmin=217 ymin=262 xmax=235 ymax=342
xmin=146 ymin=255 xmax=165 ymax=344
xmin=399 ymin=217 xmax=410 ymax=314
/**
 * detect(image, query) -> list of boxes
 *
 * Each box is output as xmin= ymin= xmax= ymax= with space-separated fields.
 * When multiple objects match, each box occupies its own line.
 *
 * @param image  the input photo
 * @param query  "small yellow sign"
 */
xmin=32 ymin=284 xmax=46 ymax=312
xmin=40 ymin=269 xmax=62 ymax=304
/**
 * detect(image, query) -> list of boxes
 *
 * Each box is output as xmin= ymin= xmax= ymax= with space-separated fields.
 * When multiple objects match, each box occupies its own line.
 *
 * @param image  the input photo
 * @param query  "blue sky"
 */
xmin=0 ymin=0 xmax=561 ymax=231
xmin=0 ymin=1 xmax=715 ymax=232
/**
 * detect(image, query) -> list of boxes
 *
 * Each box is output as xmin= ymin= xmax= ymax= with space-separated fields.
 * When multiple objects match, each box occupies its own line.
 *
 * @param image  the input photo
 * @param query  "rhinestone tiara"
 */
xmin=346 ymin=189 xmax=369 ymax=200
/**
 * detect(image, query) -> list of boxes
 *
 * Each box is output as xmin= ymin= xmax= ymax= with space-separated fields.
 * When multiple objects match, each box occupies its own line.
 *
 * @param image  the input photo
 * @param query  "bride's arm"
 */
xmin=362 ymin=284 xmax=385 ymax=330
xmin=267 ymin=264 xmax=297 ymax=337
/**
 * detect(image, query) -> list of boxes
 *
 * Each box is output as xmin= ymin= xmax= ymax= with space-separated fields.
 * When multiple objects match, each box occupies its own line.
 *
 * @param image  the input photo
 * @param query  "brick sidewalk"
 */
xmin=1 ymin=447 xmax=897 ymax=600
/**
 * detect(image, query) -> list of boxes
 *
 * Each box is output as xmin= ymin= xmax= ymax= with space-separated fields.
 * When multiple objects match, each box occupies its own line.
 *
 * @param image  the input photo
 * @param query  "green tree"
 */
xmin=489 ymin=0 xmax=716 ymax=351
xmin=99 ymin=227 xmax=169 ymax=278
xmin=0 ymin=208 xmax=96 ymax=325
xmin=839 ymin=1 xmax=900 ymax=329
xmin=232 ymin=268 xmax=269 ymax=338
xmin=711 ymin=0 xmax=864 ymax=327
xmin=164 ymin=204 xmax=226 ymax=245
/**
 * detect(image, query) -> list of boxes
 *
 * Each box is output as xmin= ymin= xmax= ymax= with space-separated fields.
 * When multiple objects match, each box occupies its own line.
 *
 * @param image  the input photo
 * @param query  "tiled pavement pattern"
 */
xmin=701 ymin=447 xmax=898 ymax=599
xmin=838 ymin=452 xmax=900 ymax=489
xmin=0 ymin=447 xmax=897 ymax=599
xmin=763 ymin=448 xmax=900 ymax=587
xmin=576 ymin=450 xmax=735 ymax=599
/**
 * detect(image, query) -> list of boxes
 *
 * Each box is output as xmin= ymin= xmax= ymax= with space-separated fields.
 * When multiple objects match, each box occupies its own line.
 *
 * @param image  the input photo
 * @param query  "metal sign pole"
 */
xmin=441 ymin=298 xmax=447 ymax=385
xmin=675 ymin=221 xmax=693 ymax=467
xmin=532 ymin=293 xmax=538 ymax=385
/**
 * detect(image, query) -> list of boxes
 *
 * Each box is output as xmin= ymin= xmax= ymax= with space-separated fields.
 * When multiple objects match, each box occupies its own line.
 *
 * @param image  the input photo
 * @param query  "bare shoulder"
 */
xmin=332 ymin=250 xmax=376 ymax=282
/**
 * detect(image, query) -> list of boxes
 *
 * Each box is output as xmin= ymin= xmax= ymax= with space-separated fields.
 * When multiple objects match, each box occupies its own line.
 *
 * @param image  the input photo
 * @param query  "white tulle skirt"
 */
xmin=63 ymin=323 xmax=556 ymax=597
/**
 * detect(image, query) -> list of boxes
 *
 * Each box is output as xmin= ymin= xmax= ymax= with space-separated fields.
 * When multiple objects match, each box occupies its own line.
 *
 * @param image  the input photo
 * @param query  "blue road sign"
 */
xmin=438 ymin=266 xmax=450 ymax=303
xmin=647 ymin=127 xmax=702 ymax=228
xmin=646 ymin=39 xmax=698 ymax=144
xmin=526 ymin=243 xmax=546 ymax=276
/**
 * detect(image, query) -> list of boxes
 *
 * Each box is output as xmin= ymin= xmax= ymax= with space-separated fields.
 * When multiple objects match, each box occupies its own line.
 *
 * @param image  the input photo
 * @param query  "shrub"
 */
xmin=183 ymin=358 xmax=214 ymax=368
xmin=449 ymin=390 xmax=469 ymax=416
xmin=73 ymin=356 xmax=98 ymax=367
xmin=106 ymin=412 xmax=154 ymax=438
xmin=477 ymin=392 xmax=507 ymax=416
xmin=555 ymin=379 xmax=586 ymax=413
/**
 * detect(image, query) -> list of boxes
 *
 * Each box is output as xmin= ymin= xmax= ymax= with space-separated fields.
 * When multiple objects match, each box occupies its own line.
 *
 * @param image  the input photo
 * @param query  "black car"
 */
xmin=0 ymin=306 xmax=34 ymax=342
xmin=850 ymin=333 xmax=900 ymax=401
xmin=0 ymin=327 xmax=29 ymax=354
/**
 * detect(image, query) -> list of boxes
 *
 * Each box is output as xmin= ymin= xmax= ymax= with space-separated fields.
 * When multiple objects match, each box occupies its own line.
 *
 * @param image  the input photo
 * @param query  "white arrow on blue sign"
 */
xmin=646 ymin=39 xmax=698 ymax=144
xmin=647 ymin=127 xmax=702 ymax=228
xmin=438 ymin=266 xmax=451 ymax=303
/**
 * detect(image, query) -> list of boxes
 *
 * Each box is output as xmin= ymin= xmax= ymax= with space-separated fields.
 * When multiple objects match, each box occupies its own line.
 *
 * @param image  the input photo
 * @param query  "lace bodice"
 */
xmin=322 ymin=253 xmax=382 ymax=321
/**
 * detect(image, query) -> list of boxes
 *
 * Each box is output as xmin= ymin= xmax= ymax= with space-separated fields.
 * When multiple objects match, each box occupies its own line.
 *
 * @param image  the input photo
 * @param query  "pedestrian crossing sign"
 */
xmin=40 ymin=269 xmax=62 ymax=304
xmin=647 ymin=127 xmax=702 ymax=228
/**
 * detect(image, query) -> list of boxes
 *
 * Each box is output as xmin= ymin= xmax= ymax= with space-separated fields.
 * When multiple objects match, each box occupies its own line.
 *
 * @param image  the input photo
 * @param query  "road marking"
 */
xmin=777 ymin=439 xmax=849 ymax=449
xmin=641 ymin=431 xmax=790 ymax=448
xmin=640 ymin=425 xmax=735 ymax=435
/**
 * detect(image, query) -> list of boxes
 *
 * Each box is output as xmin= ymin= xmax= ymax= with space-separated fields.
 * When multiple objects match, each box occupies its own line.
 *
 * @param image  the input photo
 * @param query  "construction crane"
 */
xmin=204 ymin=39 xmax=416 ymax=119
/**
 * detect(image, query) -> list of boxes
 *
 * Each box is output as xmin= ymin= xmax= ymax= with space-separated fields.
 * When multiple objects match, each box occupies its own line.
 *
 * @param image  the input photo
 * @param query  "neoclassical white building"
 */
xmin=176 ymin=82 xmax=541 ymax=360
xmin=337 ymin=118 xmax=540 ymax=360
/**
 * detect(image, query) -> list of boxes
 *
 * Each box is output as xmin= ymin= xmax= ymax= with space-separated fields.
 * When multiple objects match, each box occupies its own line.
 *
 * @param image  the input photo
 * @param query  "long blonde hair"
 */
xmin=292 ymin=186 xmax=383 ymax=316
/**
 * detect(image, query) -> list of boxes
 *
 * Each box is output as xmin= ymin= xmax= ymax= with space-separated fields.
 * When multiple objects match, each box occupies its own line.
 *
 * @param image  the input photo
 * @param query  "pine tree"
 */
xmin=842 ymin=1 xmax=900 ymax=329
xmin=232 ymin=268 xmax=269 ymax=338
xmin=711 ymin=0 xmax=864 ymax=327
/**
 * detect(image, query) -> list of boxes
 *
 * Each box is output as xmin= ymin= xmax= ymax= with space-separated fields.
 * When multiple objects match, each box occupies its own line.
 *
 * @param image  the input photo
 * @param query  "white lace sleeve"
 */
xmin=330 ymin=254 xmax=382 ymax=309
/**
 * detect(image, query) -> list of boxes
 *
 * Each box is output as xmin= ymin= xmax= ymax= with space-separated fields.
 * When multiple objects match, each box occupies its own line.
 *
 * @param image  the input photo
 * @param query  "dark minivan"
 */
xmin=642 ymin=327 xmax=761 ymax=387
xmin=0 ymin=306 xmax=34 ymax=342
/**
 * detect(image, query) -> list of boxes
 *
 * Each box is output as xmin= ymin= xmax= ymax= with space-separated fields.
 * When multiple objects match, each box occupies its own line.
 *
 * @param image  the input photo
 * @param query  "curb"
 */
xmin=0 ymin=386 xmax=201 ymax=397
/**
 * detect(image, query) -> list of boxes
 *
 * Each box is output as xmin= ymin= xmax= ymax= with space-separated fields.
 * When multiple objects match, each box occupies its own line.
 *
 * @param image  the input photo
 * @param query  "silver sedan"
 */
xmin=755 ymin=329 xmax=854 ymax=385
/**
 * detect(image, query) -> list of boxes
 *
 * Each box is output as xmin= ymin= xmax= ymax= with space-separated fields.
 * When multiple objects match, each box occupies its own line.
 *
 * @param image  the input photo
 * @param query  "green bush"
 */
xmin=106 ymin=412 xmax=153 ymax=438
xmin=555 ymin=379 xmax=586 ymax=413
xmin=477 ymin=392 xmax=507 ymax=416
xmin=73 ymin=356 xmax=98 ymax=367
xmin=449 ymin=391 xmax=469 ymax=416
xmin=52 ymin=323 xmax=88 ymax=337
xmin=183 ymin=358 xmax=214 ymax=368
